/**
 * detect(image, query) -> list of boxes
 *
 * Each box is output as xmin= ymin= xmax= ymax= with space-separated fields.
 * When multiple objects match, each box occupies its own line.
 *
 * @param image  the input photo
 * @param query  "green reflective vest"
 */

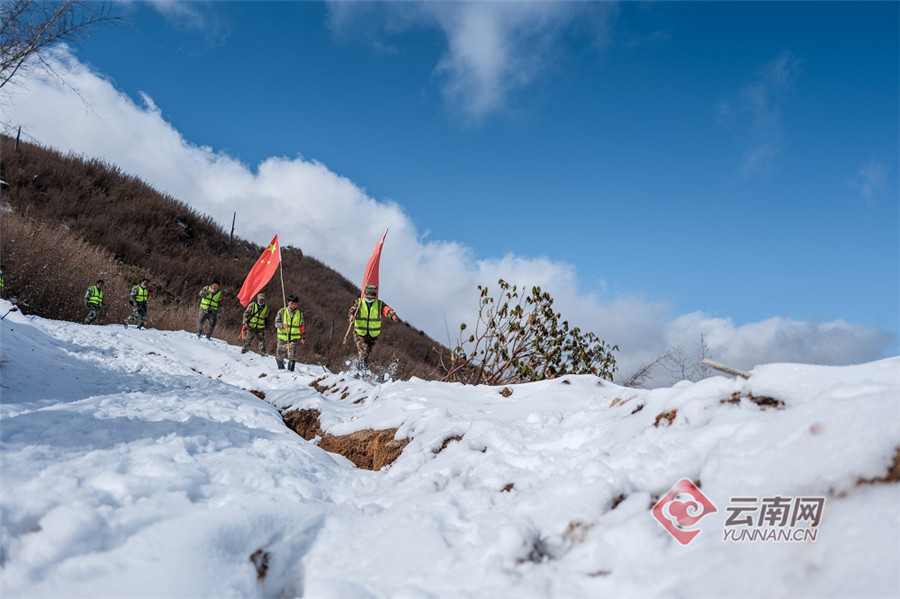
xmin=132 ymin=285 xmax=149 ymax=304
xmin=246 ymin=303 xmax=270 ymax=330
xmin=200 ymin=286 xmax=222 ymax=311
xmin=86 ymin=286 xmax=104 ymax=307
xmin=354 ymin=299 xmax=384 ymax=338
xmin=277 ymin=308 xmax=304 ymax=342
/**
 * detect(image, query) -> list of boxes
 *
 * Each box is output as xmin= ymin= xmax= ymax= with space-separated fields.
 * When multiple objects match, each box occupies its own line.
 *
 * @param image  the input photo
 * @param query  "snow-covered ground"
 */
xmin=1 ymin=298 xmax=898 ymax=598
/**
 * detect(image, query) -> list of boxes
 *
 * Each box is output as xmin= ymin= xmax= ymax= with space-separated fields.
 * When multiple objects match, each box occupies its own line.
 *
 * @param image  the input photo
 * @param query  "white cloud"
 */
xmin=717 ymin=50 xmax=802 ymax=177
xmin=327 ymin=1 xmax=613 ymax=123
xmin=666 ymin=312 xmax=893 ymax=370
xmin=145 ymin=0 xmax=229 ymax=47
xmin=0 ymin=50 xmax=892 ymax=385
xmin=852 ymin=159 xmax=889 ymax=204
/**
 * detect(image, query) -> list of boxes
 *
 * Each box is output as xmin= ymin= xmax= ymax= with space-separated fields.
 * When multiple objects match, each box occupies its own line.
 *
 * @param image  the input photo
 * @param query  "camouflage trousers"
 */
xmin=125 ymin=302 xmax=148 ymax=328
xmin=275 ymin=338 xmax=301 ymax=362
xmin=354 ymin=334 xmax=377 ymax=367
xmin=242 ymin=327 xmax=267 ymax=355
xmin=84 ymin=305 xmax=102 ymax=324
xmin=198 ymin=309 xmax=218 ymax=339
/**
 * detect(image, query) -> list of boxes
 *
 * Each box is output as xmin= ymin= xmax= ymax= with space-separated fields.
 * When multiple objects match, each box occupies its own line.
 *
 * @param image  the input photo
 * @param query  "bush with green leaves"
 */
xmin=439 ymin=279 xmax=618 ymax=385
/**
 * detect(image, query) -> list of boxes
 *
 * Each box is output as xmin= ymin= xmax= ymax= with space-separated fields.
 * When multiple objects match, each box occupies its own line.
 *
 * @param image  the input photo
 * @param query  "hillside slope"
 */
xmin=1 ymin=300 xmax=898 ymax=597
xmin=0 ymin=135 xmax=444 ymax=379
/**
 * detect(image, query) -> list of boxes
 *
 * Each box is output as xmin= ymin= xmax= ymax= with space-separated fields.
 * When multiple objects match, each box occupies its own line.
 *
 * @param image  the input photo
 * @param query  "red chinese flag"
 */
xmin=361 ymin=229 xmax=388 ymax=298
xmin=237 ymin=235 xmax=280 ymax=307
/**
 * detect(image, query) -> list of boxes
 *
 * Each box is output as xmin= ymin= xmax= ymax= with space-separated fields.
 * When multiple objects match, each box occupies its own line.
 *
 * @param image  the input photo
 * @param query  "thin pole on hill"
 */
xmin=229 ymin=212 xmax=235 ymax=252
xmin=278 ymin=246 xmax=286 ymax=309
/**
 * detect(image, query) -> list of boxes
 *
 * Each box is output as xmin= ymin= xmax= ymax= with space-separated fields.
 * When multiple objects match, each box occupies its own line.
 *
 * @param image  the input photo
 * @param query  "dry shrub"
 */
xmin=0 ymin=211 xmax=132 ymax=323
xmin=440 ymin=278 xmax=617 ymax=385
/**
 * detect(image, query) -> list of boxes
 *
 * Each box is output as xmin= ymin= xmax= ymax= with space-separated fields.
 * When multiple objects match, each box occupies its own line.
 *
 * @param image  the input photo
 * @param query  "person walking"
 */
xmin=241 ymin=292 xmax=270 ymax=355
xmin=274 ymin=294 xmax=305 ymax=371
xmin=124 ymin=278 xmax=151 ymax=329
xmin=348 ymin=283 xmax=399 ymax=374
xmin=83 ymin=279 xmax=106 ymax=324
xmin=197 ymin=280 xmax=222 ymax=339
xmin=0 ymin=264 xmax=6 ymax=298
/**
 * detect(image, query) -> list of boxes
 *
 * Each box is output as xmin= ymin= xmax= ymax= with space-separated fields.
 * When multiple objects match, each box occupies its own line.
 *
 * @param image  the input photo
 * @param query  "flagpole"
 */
xmin=278 ymin=241 xmax=286 ymax=309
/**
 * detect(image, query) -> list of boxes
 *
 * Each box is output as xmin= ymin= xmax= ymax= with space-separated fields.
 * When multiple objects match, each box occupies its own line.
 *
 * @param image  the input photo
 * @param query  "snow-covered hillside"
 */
xmin=1 ymin=299 xmax=898 ymax=598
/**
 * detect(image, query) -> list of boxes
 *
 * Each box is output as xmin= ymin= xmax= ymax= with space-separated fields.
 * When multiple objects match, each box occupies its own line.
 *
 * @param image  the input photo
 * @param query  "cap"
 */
xmin=287 ymin=294 xmax=299 ymax=303
xmin=256 ymin=293 xmax=266 ymax=301
xmin=364 ymin=283 xmax=377 ymax=297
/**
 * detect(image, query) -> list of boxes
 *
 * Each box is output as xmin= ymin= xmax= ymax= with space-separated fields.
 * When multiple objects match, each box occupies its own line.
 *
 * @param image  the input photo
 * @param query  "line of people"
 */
xmin=81 ymin=278 xmax=399 ymax=374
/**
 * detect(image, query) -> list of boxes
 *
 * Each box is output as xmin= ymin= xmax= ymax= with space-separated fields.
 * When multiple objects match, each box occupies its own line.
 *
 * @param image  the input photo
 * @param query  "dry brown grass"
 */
xmin=0 ymin=135 xmax=445 ymax=378
xmin=0 ymin=212 xmax=134 ymax=323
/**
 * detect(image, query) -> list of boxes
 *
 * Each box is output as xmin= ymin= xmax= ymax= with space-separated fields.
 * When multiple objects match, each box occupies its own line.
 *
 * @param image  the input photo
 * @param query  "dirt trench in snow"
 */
xmin=282 ymin=408 xmax=409 ymax=471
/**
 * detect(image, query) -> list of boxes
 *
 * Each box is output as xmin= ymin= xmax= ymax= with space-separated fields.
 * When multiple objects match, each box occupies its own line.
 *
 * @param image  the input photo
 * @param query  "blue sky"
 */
xmin=1 ymin=1 xmax=897 ymax=379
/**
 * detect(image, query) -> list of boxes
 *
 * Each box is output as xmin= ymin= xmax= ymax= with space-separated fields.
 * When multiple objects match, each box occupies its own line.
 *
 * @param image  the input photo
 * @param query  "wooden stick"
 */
xmin=701 ymin=358 xmax=750 ymax=379
xmin=342 ymin=298 xmax=359 ymax=345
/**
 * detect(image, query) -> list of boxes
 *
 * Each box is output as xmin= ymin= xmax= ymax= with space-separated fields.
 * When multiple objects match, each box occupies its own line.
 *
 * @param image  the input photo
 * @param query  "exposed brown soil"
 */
xmin=857 ymin=446 xmax=900 ymax=485
xmin=654 ymin=409 xmax=678 ymax=427
xmin=720 ymin=392 xmax=784 ymax=409
xmin=563 ymin=521 xmax=593 ymax=543
xmin=282 ymin=408 xmax=409 ymax=471
xmin=249 ymin=549 xmax=269 ymax=581
xmin=309 ymin=378 xmax=331 ymax=394
xmin=433 ymin=435 xmax=464 ymax=454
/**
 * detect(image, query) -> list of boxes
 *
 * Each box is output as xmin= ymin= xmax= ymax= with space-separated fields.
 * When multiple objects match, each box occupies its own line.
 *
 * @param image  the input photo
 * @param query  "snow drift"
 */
xmin=1 ymin=299 xmax=898 ymax=597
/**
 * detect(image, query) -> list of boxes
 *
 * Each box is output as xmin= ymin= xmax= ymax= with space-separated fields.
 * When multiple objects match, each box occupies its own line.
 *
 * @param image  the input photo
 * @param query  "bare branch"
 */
xmin=701 ymin=359 xmax=750 ymax=379
xmin=0 ymin=0 xmax=124 ymax=89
